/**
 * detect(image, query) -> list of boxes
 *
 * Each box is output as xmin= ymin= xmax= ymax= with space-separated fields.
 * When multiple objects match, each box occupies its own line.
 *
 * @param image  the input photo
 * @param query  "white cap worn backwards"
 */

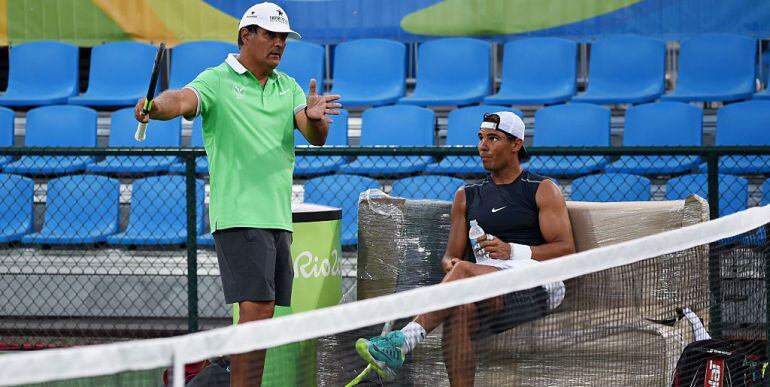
xmin=239 ymin=2 xmax=301 ymax=39
xmin=480 ymin=111 xmax=525 ymax=139
xmin=480 ymin=111 xmax=528 ymax=160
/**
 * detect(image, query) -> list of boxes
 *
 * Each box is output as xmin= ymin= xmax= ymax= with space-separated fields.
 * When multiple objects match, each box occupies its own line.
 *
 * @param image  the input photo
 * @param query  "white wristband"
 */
xmin=509 ymin=243 xmax=532 ymax=260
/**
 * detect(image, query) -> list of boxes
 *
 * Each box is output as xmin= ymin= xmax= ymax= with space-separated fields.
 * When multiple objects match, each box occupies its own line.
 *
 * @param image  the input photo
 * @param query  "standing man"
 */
xmin=134 ymin=3 xmax=341 ymax=386
xmin=355 ymin=112 xmax=575 ymax=386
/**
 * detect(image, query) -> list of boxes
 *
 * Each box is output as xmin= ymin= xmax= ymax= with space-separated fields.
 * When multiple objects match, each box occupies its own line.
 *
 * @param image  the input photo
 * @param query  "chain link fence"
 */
xmin=0 ymin=146 xmax=767 ymax=347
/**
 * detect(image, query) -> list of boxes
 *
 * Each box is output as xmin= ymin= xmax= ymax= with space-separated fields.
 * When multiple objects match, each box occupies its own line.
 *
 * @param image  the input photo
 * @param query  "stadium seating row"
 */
xmin=0 ymin=174 xmax=203 ymax=245
xmin=2 ymin=100 xmax=768 ymax=176
xmin=0 ymin=41 xmax=235 ymax=107
xmin=0 ymin=172 xmax=763 ymax=247
xmin=0 ymin=35 xmax=767 ymax=108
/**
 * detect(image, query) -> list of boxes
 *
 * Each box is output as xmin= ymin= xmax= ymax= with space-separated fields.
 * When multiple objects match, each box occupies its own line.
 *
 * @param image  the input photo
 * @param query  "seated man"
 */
xmin=355 ymin=111 xmax=576 ymax=386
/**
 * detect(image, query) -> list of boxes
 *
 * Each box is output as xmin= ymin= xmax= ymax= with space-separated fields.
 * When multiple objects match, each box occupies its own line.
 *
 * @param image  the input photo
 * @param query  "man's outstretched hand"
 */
xmin=305 ymin=78 xmax=341 ymax=123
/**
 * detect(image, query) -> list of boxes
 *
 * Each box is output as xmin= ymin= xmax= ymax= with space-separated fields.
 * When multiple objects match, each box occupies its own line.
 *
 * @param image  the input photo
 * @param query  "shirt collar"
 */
xmin=226 ymin=54 xmax=248 ymax=75
xmin=226 ymin=54 xmax=279 ymax=80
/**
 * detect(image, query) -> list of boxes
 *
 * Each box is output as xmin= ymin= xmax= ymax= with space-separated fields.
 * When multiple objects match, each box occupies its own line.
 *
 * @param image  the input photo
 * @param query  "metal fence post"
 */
xmin=706 ymin=152 xmax=720 ymax=220
xmin=706 ymin=151 xmax=722 ymax=339
xmin=766 ymin=224 xmax=770 ymax=363
xmin=186 ymin=154 xmax=199 ymax=333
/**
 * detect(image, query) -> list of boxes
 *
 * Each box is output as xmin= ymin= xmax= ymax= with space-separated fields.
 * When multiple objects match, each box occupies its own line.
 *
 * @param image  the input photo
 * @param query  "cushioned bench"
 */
xmin=357 ymin=193 xmax=709 ymax=386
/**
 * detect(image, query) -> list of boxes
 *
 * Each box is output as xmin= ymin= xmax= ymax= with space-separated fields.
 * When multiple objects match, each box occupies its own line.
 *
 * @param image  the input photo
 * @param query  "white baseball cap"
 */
xmin=239 ymin=2 xmax=301 ymax=39
xmin=480 ymin=111 xmax=525 ymax=139
xmin=480 ymin=111 xmax=528 ymax=159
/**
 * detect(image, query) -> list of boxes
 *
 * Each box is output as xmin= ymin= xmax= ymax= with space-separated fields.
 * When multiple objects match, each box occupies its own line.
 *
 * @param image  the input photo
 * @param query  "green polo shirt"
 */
xmin=185 ymin=54 xmax=306 ymax=233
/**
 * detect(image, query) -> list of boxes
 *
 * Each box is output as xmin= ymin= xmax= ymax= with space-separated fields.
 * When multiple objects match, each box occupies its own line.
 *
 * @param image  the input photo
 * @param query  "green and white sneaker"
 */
xmin=355 ymin=331 xmax=405 ymax=381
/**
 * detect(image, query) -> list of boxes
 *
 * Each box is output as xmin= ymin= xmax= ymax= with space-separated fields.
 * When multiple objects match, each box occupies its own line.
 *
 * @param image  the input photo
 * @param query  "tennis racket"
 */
xmin=135 ymin=42 xmax=166 ymax=141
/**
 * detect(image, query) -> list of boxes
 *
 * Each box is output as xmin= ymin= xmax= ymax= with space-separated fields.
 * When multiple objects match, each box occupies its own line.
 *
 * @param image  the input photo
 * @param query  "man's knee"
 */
xmin=238 ymin=300 xmax=275 ymax=323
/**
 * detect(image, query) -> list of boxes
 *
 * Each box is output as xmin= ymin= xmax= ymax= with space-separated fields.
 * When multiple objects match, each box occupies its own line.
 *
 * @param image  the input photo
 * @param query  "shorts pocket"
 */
xmin=243 ymin=228 xmax=261 ymax=243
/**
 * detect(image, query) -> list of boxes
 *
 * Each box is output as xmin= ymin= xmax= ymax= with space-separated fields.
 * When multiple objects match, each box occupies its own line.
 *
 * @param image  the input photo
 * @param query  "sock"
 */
xmin=399 ymin=321 xmax=426 ymax=354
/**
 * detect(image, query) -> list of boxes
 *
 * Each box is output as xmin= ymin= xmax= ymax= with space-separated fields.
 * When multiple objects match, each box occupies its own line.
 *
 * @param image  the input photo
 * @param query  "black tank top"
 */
xmin=465 ymin=171 xmax=547 ymax=251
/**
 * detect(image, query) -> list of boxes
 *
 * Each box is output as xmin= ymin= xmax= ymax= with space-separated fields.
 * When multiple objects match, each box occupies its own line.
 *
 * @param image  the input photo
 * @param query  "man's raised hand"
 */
xmin=305 ymin=78 xmax=341 ymax=123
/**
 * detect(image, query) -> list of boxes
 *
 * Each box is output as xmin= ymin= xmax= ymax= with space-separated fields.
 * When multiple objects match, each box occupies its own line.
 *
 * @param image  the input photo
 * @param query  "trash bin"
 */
xmin=232 ymin=203 xmax=342 ymax=386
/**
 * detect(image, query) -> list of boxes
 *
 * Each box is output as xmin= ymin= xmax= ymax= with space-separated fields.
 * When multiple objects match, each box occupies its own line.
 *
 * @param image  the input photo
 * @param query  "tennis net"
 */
xmin=1 ymin=199 xmax=768 ymax=387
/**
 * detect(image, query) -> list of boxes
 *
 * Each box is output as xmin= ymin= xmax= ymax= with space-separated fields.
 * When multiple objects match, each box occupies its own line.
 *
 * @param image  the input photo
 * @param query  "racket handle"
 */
xmin=135 ymin=100 xmax=153 ymax=142
xmin=135 ymin=122 xmax=148 ymax=142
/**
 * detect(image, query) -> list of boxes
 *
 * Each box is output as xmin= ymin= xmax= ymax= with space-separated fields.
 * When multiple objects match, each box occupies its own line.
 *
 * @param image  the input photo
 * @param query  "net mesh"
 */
xmin=1 ymin=150 xmax=766 ymax=349
xmin=1 ymin=196 xmax=768 ymax=387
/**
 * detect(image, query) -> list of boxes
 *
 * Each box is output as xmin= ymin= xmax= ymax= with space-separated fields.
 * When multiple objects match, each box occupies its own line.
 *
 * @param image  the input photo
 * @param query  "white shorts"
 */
xmin=476 ymin=258 xmax=565 ymax=310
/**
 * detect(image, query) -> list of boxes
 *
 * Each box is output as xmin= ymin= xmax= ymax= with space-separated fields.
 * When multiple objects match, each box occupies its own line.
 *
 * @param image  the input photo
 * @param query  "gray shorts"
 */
xmin=213 ymin=228 xmax=293 ymax=306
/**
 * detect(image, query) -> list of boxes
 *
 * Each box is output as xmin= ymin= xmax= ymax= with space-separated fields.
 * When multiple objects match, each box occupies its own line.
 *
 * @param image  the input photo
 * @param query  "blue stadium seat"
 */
xmin=3 ymin=106 xmax=97 ymax=175
xmin=755 ymin=89 xmax=770 ymax=100
xmin=571 ymin=173 xmax=651 ymax=202
xmin=303 ymin=174 xmax=380 ymax=247
xmin=425 ymin=105 xmax=523 ymax=175
xmin=278 ymin=41 xmax=325 ymax=94
xmin=606 ymin=102 xmax=702 ymax=174
xmin=399 ymin=38 xmax=490 ymax=106
xmin=168 ymin=118 xmax=209 ymax=174
xmin=665 ymin=174 xmax=747 ymax=217
xmin=68 ymin=42 xmax=158 ymax=107
xmin=711 ymin=101 xmax=770 ymax=174
xmin=330 ymin=39 xmax=406 ymax=106
xmin=338 ymin=105 xmax=434 ymax=175
xmin=107 ymin=176 xmax=205 ymax=245
xmin=0 ymin=42 xmax=79 ymax=106
xmin=484 ymin=38 xmax=576 ymax=105
xmin=0 ymin=174 xmax=33 ymax=243
xmin=22 ymin=175 xmax=119 ymax=244
xmin=0 ymin=107 xmax=14 ymax=167
xmin=170 ymin=41 xmax=237 ymax=90
xmin=87 ymin=108 xmax=181 ymax=174
xmin=572 ymin=36 xmax=665 ymax=104
xmin=525 ymin=104 xmax=611 ymax=175
xmin=662 ymin=34 xmax=756 ymax=102
xmin=391 ymin=175 xmax=465 ymax=201
xmin=294 ymin=109 xmax=348 ymax=176
xmin=198 ymin=232 xmax=214 ymax=247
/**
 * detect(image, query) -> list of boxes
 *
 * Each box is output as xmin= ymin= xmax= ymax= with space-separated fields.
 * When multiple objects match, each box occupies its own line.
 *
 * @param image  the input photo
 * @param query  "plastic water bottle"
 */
xmin=468 ymin=219 xmax=488 ymax=263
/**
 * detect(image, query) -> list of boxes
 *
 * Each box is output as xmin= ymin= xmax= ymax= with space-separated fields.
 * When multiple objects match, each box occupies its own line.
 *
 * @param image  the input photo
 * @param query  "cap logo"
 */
xmin=270 ymin=9 xmax=288 ymax=24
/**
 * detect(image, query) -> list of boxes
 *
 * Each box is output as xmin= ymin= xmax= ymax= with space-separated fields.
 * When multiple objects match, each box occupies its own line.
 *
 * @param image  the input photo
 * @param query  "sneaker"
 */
xmin=355 ymin=331 xmax=405 ymax=381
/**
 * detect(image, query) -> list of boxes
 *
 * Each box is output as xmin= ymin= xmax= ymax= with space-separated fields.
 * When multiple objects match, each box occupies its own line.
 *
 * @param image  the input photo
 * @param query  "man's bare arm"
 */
xmin=440 ymin=187 xmax=470 ymax=273
xmin=134 ymin=89 xmax=199 ymax=123
xmin=532 ymin=180 xmax=575 ymax=260
xmin=295 ymin=79 xmax=340 ymax=146
xmin=295 ymin=108 xmax=329 ymax=146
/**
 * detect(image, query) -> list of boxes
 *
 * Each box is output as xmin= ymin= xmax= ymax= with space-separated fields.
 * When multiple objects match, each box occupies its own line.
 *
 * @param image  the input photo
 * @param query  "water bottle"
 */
xmin=468 ymin=219 xmax=488 ymax=263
